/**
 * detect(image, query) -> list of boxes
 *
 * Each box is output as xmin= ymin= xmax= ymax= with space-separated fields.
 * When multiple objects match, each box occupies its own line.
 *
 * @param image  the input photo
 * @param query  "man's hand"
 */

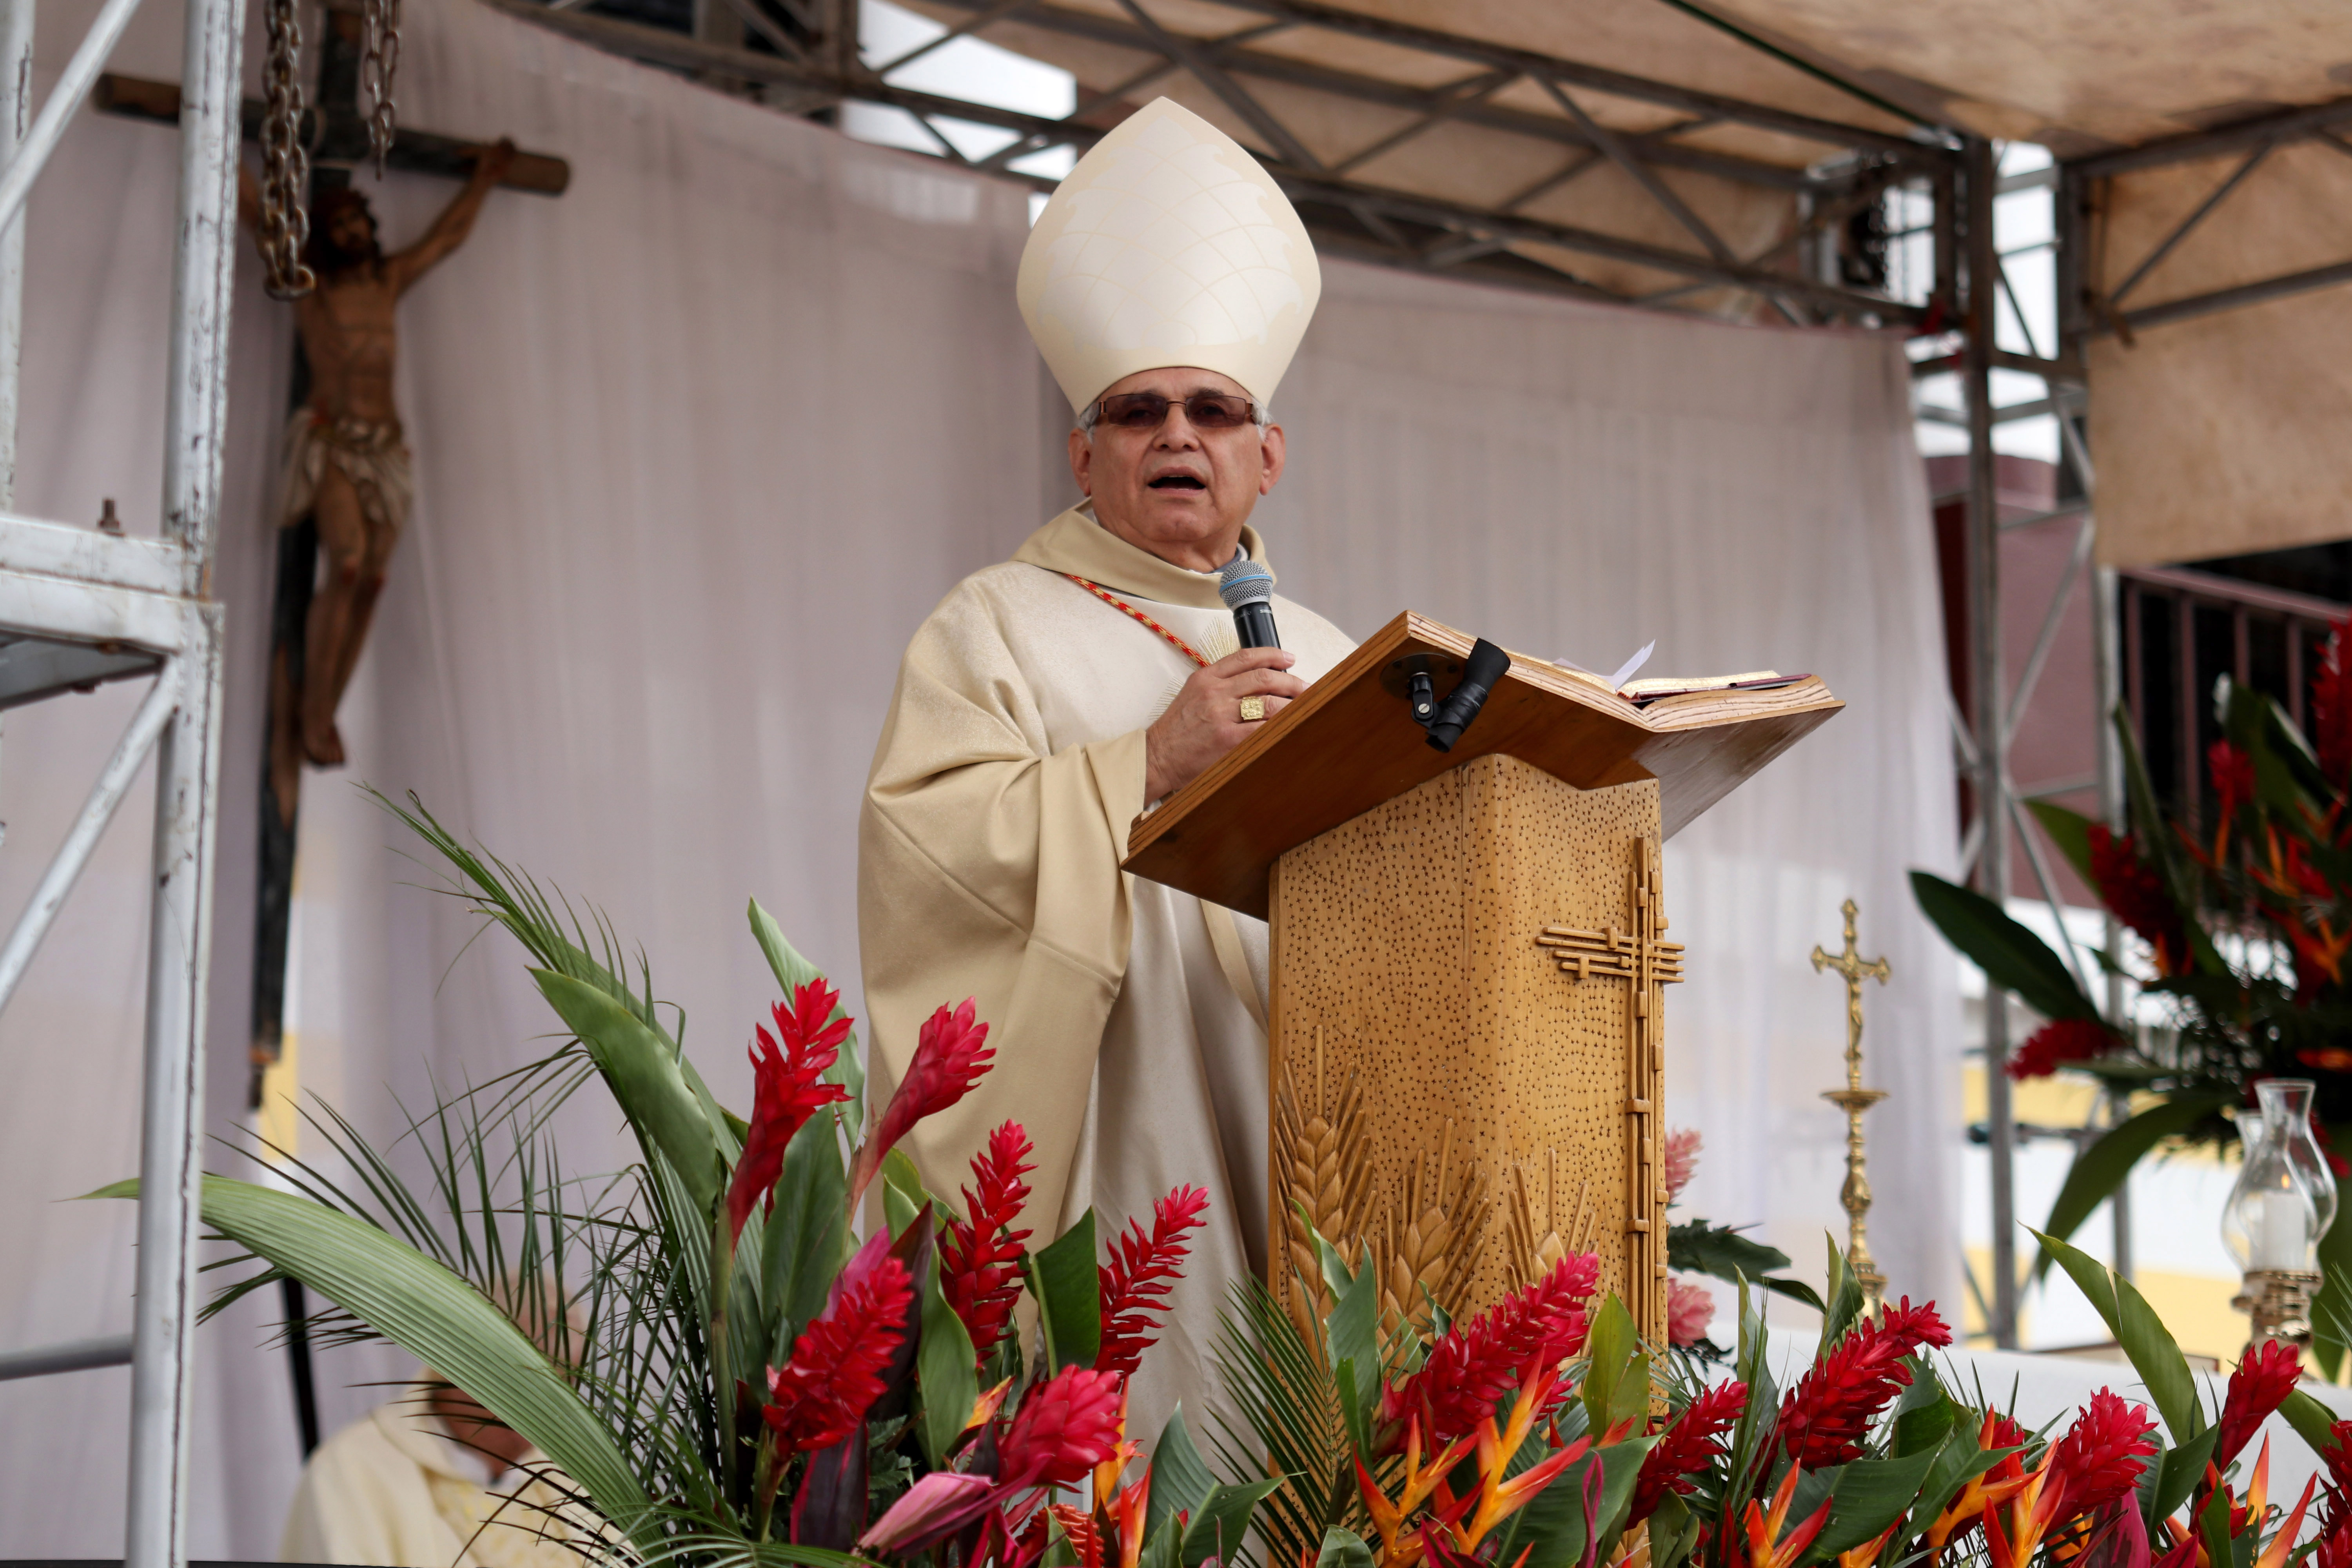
xmin=470 ymin=137 xmax=518 ymax=187
xmin=1144 ymin=647 xmax=1305 ymax=804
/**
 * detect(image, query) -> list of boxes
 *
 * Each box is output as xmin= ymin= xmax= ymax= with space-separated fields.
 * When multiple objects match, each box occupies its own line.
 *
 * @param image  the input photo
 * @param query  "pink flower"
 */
xmin=859 ymin=1471 xmax=997 ymax=1553
xmin=1663 ymin=1128 xmax=1703 ymax=1203
xmin=849 ymin=998 xmax=994 ymax=1203
xmin=1667 ymin=1277 xmax=1716 ymax=1346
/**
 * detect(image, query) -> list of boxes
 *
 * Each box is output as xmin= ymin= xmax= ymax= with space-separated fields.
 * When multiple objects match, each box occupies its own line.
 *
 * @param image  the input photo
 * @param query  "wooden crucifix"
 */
xmin=96 ymin=8 xmax=567 ymax=1455
xmin=98 ymin=21 xmax=566 ymax=1111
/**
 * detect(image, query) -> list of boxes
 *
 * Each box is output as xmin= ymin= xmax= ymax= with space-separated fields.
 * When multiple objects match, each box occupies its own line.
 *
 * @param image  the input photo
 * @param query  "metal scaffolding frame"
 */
xmin=0 ymin=0 xmax=244 ymax=1554
xmin=492 ymin=0 xmax=2352 ymax=1352
xmin=0 ymin=13 xmax=2330 ymax=1528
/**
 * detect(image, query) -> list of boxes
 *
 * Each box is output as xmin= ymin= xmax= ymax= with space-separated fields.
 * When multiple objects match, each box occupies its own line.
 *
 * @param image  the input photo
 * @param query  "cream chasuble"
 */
xmin=860 ymin=505 xmax=1354 ymax=1436
xmin=279 ymin=1385 xmax=596 ymax=1568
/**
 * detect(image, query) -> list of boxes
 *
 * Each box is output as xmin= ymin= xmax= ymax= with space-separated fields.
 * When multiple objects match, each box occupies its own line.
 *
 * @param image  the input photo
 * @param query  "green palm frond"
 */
xmin=1212 ymin=1275 xmax=1368 ymax=1568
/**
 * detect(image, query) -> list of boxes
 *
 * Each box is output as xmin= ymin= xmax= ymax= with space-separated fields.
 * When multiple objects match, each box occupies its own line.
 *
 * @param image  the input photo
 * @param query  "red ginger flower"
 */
xmin=850 ymin=998 xmax=993 ymax=1203
xmin=1384 ymin=1252 xmax=1601 ymax=1447
xmin=727 ymin=980 xmax=853 ymax=1241
xmin=763 ymin=1234 xmax=911 ymax=1453
xmin=1776 ymin=1298 xmax=1952 ymax=1468
xmin=2089 ymin=825 xmax=2188 ymax=976
xmin=997 ymin=1366 xmax=1125 ymax=1491
xmin=1097 ymin=1184 xmax=1210 ymax=1377
xmin=1630 ymin=1380 xmax=1747 ymax=1524
xmin=2313 ymin=1421 xmax=2352 ymax=1568
xmin=2048 ymin=1388 xmax=2159 ymax=1513
xmin=2216 ymin=1339 xmax=2302 ymax=1469
xmin=2211 ymin=741 xmax=2256 ymax=829
xmin=2006 ymin=1017 xmax=2117 ymax=1082
xmin=2316 ymin=618 xmax=2352 ymax=785
xmin=942 ymin=1121 xmax=1035 ymax=1366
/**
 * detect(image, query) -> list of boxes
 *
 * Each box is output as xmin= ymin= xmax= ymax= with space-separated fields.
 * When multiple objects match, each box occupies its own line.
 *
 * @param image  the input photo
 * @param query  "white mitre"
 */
xmin=1018 ymin=98 xmax=1322 ymax=412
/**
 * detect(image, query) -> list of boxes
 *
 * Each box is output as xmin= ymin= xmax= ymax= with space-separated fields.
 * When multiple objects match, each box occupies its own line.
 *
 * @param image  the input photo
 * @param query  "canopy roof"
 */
xmin=503 ymin=0 xmax=2352 ymax=559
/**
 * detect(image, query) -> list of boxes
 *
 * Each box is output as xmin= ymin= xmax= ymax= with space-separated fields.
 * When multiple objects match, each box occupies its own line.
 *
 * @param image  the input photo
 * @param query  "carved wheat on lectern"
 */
xmin=1274 ymin=1029 xmax=1371 ymax=1338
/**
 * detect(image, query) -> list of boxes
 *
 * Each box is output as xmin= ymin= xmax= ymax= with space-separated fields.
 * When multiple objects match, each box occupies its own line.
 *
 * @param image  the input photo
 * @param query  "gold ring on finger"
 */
xmin=1238 ymin=695 xmax=1266 ymax=722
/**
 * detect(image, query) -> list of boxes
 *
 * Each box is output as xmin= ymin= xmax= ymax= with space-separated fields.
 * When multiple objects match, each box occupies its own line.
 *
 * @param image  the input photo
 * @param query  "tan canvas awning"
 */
xmin=503 ymin=0 xmax=2352 ymax=564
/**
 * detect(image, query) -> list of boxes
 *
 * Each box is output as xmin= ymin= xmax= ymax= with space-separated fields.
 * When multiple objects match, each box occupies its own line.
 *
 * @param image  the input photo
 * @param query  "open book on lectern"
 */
xmin=1122 ymin=610 xmax=1842 ymax=918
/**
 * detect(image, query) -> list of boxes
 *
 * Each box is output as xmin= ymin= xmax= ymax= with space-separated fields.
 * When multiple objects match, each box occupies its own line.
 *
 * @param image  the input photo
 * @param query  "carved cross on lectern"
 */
xmin=1534 ymin=835 xmax=1685 ymax=1327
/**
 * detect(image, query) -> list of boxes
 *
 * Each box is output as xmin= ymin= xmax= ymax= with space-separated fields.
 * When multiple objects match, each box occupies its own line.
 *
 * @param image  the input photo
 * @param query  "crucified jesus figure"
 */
xmin=240 ymin=141 xmax=515 ymax=774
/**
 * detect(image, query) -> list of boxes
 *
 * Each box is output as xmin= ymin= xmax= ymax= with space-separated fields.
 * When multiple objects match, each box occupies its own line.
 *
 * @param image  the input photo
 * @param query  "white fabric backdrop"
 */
xmin=0 ymin=0 xmax=1952 ymax=1552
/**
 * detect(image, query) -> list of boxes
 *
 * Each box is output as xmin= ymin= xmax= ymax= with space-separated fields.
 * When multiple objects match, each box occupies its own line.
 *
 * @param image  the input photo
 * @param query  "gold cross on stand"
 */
xmin=1814 ymin=898 xmax=1891 ymax=1312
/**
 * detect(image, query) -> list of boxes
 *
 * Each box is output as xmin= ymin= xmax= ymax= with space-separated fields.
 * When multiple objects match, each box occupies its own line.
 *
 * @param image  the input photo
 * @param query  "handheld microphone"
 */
xmin=1218 ymin=557 xmax=1281 ymax=650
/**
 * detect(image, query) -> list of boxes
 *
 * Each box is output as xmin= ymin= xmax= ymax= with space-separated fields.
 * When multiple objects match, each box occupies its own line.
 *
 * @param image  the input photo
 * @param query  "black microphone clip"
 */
xmin=1384 ymin=640 xmax=1510 ymax=752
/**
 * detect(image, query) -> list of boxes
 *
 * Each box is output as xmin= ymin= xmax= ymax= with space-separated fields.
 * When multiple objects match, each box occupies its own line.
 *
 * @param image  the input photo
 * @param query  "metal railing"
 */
xmin=0 ymin=0 xmax=244 ymax=1558
xmin=2121 ymin=564 xmax=2346 ymax=816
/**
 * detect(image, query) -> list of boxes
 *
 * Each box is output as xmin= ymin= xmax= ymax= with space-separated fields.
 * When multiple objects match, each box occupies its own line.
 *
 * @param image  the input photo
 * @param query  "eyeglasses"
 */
xmin=1083 ymin=391 xmax=1264 ymax=433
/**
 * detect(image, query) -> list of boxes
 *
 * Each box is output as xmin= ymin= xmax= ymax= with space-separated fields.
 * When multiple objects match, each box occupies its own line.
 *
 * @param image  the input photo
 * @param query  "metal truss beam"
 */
xmin=490 ymin=0 xmax=1924 ymax=321
xmin=906 ymin=0 xmax=1918 ymax=191
xmin=1184 ymin=0 xmax=1942 ymax=160
xmin=2097 ymin=256 xmax=2352 ymax=336
xmin=2069 ymin=94 xmax=2352 ymax=178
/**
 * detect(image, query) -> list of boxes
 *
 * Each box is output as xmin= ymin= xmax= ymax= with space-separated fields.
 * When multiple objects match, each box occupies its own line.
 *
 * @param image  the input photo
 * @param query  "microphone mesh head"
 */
xmin=1218 ymin=557 xmax=1276 ymax=610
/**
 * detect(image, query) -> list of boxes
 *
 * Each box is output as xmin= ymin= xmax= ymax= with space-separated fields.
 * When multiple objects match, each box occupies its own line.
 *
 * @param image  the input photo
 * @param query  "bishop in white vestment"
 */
xmin=858 ymin=100 xmax=1354 ymax=1437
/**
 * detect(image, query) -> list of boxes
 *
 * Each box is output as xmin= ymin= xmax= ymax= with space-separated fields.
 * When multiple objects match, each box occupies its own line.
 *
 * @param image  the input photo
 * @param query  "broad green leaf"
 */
xmin=1147 ymin=1406 xmax=1220 ymax=1542
xmin=885 ymin=1181 xmax=923 ymax=1241
xmin=747 ymin=898 xmax=864 ymax=1112
xmin=2313 ymin=1212 xmax=2352 ymax=1381
xmin=2151 ymin=1423 xmax=2220 ymax=1524
xmin=1648 ymin=1493 xmax=1700 ymax=1568
xmin=1818 ymin=1236 xmax=1864 ymax=1359
xmin=763 ymin=1114 xmax=850 ymax=1359
xmin=918 ymin=1251 xmax=980 ymax=1466
xmin=1324 ymin=1242 xmax=1384 ymax=1454
xmin=96 ymin=1175 xmax=655 ymax=1542
xmin=883 ymin=1147 xmax=928 ymax=1210
xmin=532 ymin=969 xmax=721 ymax=1212
xmin=1033 ymin=1210 xmax=1101 ymax=1372
xmin=2281 ymin=1390 xmax=2344 ymax=1463
xmin=1902 ymin=1433 xmax=2018 ymax=1550
xmin=2034 ymin=1230 xmax=2201 ymax=1438
xmin=1139 ymin=1521 xmax=1184 ymax=1568
xmin=2031 ymin=1095 xmax=2238 ymax=1281
xmin=1296 ymin=1201 xmax=1357 ymax=1307
xmin=2024 ymin=800 xmax=2099 ymax=887
xmin=1669 ymin=1220 xmax=1792 ymax=1280
xmin=1583 ymin=1296 xmax=1641 ymax=1436
xmin=1894 ymin=1385 xmax=1959 ymax=1458
xmin=1179 ymin=1478 xmax=1285 ymax=1568
xmin=1806 ymin=1447 xmax=1941 ymax=1562
xmin=1909 ymin=871 xmax=2098 ymax=1023
xmin=1506 ymin=1435 xmax=1656 ymax=1568
xmin=1315 ymin=1529 xmax=1376 ymax=1568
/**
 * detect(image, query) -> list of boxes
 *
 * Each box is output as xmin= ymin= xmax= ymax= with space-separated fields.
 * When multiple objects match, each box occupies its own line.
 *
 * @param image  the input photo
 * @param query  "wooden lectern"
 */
xmin=1123 ymin=613 xmax=1840 ymax=1344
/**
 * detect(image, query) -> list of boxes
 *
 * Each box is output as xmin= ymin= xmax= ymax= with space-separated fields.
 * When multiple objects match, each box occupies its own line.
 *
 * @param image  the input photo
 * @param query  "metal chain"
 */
xmin=359 ymin=0 xmax=401 ymax=178
xmin=258 ymin=0 xmax=314 ymax=300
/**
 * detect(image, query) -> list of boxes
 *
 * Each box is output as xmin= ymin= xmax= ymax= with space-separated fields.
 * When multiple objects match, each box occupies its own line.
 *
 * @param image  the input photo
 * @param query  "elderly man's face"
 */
xmin=1069 ymin=366 xmax=1286 ymax=573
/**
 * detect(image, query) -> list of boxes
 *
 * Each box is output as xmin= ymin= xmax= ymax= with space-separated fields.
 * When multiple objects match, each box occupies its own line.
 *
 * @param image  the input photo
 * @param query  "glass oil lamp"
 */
xmin=2223 ymin=1080 xmax=2336 ymax=1347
